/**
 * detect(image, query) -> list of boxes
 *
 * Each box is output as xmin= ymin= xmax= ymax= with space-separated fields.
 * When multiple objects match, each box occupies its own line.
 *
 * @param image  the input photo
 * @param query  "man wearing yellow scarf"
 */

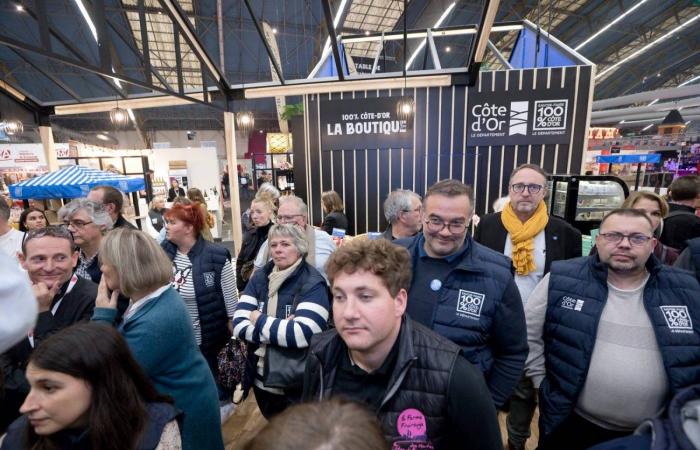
xmin=474 ymin=164 xmax=582 ymax=450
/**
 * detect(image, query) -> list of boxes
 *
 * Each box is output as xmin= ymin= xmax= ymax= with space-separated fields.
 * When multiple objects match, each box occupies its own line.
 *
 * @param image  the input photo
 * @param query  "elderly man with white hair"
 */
xmin=58 ymin=199 xmax=114 ymax=283
xmin=253 ymin=196 xmax=336 ymax=281
xmin=382 ymin=189 xmax=423 ymax=241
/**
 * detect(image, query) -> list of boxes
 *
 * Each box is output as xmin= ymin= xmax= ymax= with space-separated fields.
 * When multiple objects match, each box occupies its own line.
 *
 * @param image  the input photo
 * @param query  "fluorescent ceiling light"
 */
xmin=596 ymin=13 xmax=700 ymax=79
xmin=127 ymin=109 xmax=136 ymax=122
xmin=648 ymin=99 xmax=659 ymax=106
xmin=96 ymin=133 xmax=110 ymax=141
xmin=342 ymin=24 xmax=521 ymax=44
xmin=679 ymin=75 xmax=700 ymax=87
xmin=641 ymin=123 xmax=654 ymax=131
xmin=622 ymin=118 xmax=663 ymax=124
xmin=686 ymin=121 xmax=691 ymax=125
xmin=407 ymin=2 xmax=456 ymax=69
xmin=575 ymin=0 xmax=650 ymax=51
xmin=73 ymin=0 xmax=97 ymax=41
xmin=307 ymin=0 xmax=349 ymax=78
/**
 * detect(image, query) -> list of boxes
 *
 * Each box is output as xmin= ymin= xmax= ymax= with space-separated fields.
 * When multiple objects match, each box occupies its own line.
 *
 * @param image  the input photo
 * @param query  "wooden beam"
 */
xmin=244 ymin=75 xmax=452 ymax=99
xmin=224 ymin=112 xmax=243 ymax=254
xmin=53 ymin=93 xmax=205 ymax=115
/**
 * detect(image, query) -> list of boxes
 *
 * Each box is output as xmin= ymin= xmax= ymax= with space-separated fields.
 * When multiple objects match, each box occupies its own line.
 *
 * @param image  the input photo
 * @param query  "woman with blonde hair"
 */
xmin=237 ymin=192 xmax=276 ymax=291
xmin=234 ymin=224 xmax=331 ymax=419
xmin=622 ymin=191 xmax=679 ymax=265
xmin=92 ymin=228 xmax=224 ymax=450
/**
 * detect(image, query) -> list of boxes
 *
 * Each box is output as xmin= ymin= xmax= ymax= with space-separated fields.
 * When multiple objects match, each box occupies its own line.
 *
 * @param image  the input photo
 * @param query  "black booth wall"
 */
xmin=292 ymin=66 xmax=593 ymax=236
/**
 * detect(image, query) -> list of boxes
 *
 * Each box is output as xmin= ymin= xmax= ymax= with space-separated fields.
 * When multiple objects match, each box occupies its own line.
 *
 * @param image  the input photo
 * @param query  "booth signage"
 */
xmin=320 ymin=96 xmax=414 ymax=149
xmin=467 ymin=86 xmax=575 ymax=146
xmin=596 ymin=154 xmax=661 ymax=164
xmin=0 ymin=144 xmax=48 ymax=168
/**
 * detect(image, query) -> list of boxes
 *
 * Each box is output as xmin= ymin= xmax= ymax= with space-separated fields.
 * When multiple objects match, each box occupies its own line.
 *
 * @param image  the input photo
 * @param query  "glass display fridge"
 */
xmin=547 ymin=175 xmax=629 ymax=235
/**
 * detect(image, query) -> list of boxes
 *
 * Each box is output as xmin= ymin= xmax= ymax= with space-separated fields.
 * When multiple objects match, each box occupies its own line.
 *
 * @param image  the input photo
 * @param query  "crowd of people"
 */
xmin=0 ymin=168 xmax=699 ymax=450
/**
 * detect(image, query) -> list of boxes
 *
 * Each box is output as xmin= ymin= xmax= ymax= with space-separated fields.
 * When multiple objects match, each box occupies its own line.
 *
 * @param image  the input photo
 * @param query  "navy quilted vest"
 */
xmin=541 ymin=255 xmax=700 ymax=436
xmin=162 ymin=237 xmax=231 ymax=356
xmin=399 ymin=235 xmax=516 ymax=373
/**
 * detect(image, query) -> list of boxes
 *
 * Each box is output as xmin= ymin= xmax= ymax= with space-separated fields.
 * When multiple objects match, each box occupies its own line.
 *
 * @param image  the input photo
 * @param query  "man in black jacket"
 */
xmin=303 ymin=239 xmax=502 ymax=450
xmin=87 ymin=185 xmax=137 ymax=230
xmin=474 ymin=163 xmax=581 ymax=450
xmin=660 ymin=175 xmax=700 ymax=251
xmin=0 ymin=226 xmax=97 ymax=433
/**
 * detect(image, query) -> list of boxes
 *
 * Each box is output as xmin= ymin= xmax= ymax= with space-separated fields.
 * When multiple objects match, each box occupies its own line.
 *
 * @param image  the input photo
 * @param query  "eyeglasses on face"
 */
xmin=510 ymin=183 xmax=544 ymax=194
xmin=277 ymin=214 xmax=304 ymax=223
xmin=598 ymin=232 xmax=652 ymax=246
xmin=424 ymin=216 xmax=467 ymax=234
xmin=63 ymin=220 xmax=94 ymax=229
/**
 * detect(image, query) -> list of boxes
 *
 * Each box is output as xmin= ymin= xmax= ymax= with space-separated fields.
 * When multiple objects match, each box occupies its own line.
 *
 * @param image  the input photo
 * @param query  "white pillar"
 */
xmin=39 ymin=125 xmax=59 ymax=171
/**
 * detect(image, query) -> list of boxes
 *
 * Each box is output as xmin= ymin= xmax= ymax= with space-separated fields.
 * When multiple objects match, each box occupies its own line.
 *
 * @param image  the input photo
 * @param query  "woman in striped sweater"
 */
xmin=233 ymin=224 xmax=331 ymax=419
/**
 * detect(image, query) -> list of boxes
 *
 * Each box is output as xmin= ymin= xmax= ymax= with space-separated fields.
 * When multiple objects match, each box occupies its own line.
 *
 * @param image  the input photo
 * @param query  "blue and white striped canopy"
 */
xmin=9 ymin=165 xmax=145 ymax=200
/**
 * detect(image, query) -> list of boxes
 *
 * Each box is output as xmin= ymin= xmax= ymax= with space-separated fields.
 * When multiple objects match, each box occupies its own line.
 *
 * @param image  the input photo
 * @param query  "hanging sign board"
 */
xmin=320 ymin=96 xmax=414 ymax=150
xmin=466 ymin=77 xmax=576 ymax=146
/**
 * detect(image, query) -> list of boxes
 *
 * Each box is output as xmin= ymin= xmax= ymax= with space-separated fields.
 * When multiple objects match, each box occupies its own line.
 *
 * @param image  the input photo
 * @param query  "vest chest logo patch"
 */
xmin=456 ymin=289 xmax=485 ymax=319
xmin=392 ymin=408 xmax=434 ymax=450
xmin=660 ymin=306 xmax=693 ymax=333
xmin=203 ymin=271 xmax=216 ymax=288
xmin=560 ymin=295 xmax=584 ymax=312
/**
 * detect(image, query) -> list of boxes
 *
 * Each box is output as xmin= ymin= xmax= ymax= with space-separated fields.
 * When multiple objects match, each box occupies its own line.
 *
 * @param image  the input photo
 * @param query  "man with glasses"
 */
xmin=395 ymin=179 xmax=528 ymax=408
xmin=254 ymin=195 xmax=336 ymax=281
xmin=525 ymin=208 xmax=700 ymax=450
xmin=87 ymin=185 xmax=137 ymax=230
xmin=474 ymin=164 xmax=581 ymax=450
xmin=0 ymin=226 xmax=97 ymax=433
xmin=381 ymin=189 xmax=423 ymax=241
xmin=58 ymin=199 xmax=113 ymax=283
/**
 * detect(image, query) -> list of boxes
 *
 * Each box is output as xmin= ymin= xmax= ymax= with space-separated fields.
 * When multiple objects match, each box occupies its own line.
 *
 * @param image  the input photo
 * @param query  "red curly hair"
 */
xmin=164 ymin=202 xmax=205 ymax=237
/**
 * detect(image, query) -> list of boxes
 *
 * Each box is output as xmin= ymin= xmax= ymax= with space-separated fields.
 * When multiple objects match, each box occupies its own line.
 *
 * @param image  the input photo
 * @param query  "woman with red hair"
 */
xmin=161 ymin=202 xmax=239 ymax=419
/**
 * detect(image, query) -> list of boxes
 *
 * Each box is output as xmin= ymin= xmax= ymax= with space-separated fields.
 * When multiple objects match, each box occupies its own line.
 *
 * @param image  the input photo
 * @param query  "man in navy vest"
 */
xmin=303 ymin=238 xmax=503 ymax=450
xmin=475 ymin=164 xmax=581 ymax=450
xmin=395 ymin=179 xmax=528 ymax=408
xmin=525 ymin=208 xmax=700 ymax=450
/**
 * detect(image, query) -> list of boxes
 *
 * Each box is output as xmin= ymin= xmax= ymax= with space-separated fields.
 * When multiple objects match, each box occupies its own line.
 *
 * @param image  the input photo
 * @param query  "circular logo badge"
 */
xmin=430 ymin=279 xmax=442 ymax=291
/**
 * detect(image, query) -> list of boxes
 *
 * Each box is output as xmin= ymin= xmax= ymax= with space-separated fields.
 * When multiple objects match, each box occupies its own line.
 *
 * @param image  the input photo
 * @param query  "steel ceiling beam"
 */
xmin=0 ymin=34 xmax=222 ymax=110
xmin=467 ymin=0 xmax=501 ymax=80
xmin=321 ymin=0 xmax=345 ymax=81
xmin=20 ymin=4 xmax=127 ymax=99
xmin=157 ymin=0 xmax=230 ymax=95
xmin=9 ymin=49 xmax=83 ymax=102
xmin=242 ymin=0 xmax=286 ymax=85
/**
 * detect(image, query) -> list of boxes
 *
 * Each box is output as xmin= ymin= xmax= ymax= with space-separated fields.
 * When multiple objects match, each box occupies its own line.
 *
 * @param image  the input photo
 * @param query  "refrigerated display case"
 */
xmin=547 ymin=175 xmax=629 ymax=234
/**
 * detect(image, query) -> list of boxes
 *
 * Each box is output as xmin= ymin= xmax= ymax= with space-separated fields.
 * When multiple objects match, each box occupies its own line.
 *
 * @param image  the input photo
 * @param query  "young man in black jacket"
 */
xmin=303 ymin=239 xmax=503 ymax=450
xmin=0 ymin=226 xmax=97 ymax=433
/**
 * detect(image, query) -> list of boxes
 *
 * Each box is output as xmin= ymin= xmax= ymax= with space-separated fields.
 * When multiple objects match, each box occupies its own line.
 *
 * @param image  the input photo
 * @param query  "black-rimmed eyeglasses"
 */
xmin=598 ymin=232 xmax=652 ymax=246
xmin=510 ymin=183 xmax=544 ymax=194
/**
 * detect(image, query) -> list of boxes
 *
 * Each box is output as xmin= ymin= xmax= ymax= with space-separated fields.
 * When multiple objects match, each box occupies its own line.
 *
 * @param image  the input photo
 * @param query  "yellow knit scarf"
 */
xmin=501 ymin=200 xmax=549 ymax=275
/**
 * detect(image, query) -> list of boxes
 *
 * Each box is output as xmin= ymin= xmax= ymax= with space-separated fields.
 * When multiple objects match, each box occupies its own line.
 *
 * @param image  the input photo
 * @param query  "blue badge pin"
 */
xmin=430 ymin=279 xmax=442 ymax=291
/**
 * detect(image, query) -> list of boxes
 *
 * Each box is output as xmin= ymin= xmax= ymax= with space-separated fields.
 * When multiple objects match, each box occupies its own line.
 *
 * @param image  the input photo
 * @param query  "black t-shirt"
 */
xmin=329 ymin=331 xmax=502 ymax=450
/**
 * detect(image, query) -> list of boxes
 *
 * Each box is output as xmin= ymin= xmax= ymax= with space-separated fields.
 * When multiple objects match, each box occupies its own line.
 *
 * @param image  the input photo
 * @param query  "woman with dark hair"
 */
xmin=161 ymin=203 xmax=238 ymax=416
xmin=320 ymin=190 xmax=348 ymax=235
xmin=187 ymin=187 xmax=213 ymax=241
xmin=167 ymin=179 xmax=186 ymax=202
xmin=0 ymin=322 xmax=181 ymax=450
xmin=93 ymin=228 xmax=224 ymax=450
xmin=18 ymin=208 xmax=48 ymax=233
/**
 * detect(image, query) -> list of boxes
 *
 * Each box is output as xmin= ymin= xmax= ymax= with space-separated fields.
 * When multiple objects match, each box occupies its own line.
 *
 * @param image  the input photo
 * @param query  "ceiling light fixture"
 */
xmin=406 ymin=2 xmax=456 ymax=69
xmin=596 ymin=13 xmax=700 ymax=79
xmin=110 ymin=107 xmax=129 ymax=127
xmin=272 ymin=28 xmax=278 ymax=34
xmin=641 ymin=123 xmax=654 ymax=131
xmin=574 ymin=0 xmax=650 ymax=51
xmin=445 ymin=46 xmax=451 ymax=52
xmin=308 ymin=0 xmax=348 ymax=78
xmin=679 ymin=75 xmax=700 ymax=87
xmin=236 ymin=111 xmax=255 ymax=133
xmin=15 ymin=4 xmax=24 ymax=11
xmin=96 ymin=133 xmax=110 ymax=141
xmin=2 ymin=119 xmax=24 ymax=136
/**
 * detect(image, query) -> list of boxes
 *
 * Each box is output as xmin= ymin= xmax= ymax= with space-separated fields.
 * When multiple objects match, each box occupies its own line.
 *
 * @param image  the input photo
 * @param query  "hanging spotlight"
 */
xmin=109 ymin=107 xmax=129 ymax=127
xmin=236 ymin=111 xmax=255 ymax=133
xmin=2 ymin=119 xmax=24 ymax=136
xmin=396 ymin=97 xmax=414 ymax=122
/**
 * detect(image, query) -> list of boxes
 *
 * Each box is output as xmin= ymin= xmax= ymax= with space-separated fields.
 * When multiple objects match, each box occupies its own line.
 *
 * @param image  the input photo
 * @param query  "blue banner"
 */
xmin=596 ymin=154 xmax=661 ymax=164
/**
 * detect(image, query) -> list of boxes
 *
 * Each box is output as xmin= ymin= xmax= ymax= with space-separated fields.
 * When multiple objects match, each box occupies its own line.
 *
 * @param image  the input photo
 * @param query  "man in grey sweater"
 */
xmin=524 ymin=208 xmax=700 ymax=450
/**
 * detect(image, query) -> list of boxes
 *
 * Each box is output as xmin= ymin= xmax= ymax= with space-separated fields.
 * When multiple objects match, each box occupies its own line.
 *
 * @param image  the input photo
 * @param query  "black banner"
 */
xmin=320 ymin=96 xmax=414 ymax=150
xmin=466 ymin=78 xmax=575 ymax=146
